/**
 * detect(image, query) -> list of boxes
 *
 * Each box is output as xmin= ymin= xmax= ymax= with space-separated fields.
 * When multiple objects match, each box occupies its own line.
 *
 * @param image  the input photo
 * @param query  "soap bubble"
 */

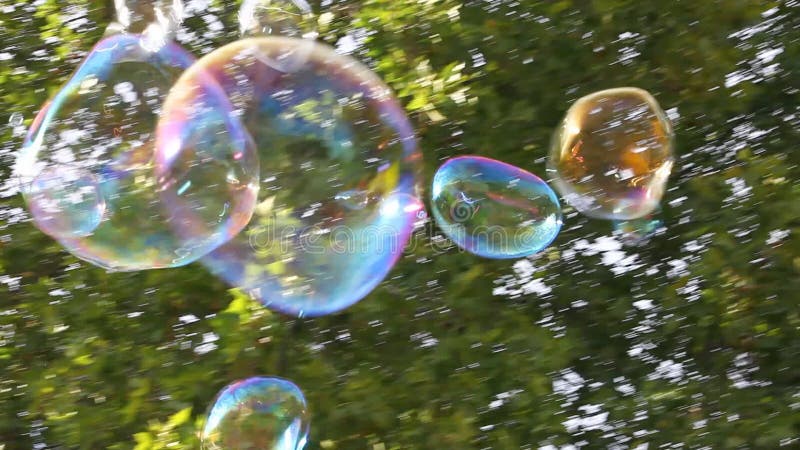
xmin=154 ymin=60 xmax=260 ymax=264
xmin=202 ymin=377 xmax=309 ymax=450
xmin=548 ymin=87 xmax=674 ymax=220
xmin=17 ymin=34 xmax=247 ymax=271
xmin=613 ymin=212 xmax=663 ymax=247
xmin=158 ymin=36 xmax=422 ymax=316
xmin=431 ymin=156 xmax=562 ymax=259
xmin=27 ymin=166 xmax=105 ymax=238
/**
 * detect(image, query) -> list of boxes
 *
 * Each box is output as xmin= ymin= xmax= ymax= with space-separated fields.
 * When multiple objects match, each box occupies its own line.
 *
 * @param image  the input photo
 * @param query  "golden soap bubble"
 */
xmin=548 ymin=87 xmax=674 ymax=220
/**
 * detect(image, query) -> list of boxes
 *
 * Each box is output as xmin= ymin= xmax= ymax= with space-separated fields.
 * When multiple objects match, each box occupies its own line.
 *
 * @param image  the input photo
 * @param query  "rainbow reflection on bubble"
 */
xmin=154 ymin=53 xmax=260 ymax=261
xmin=547 ymin=87 xmax=674 ymax=220
xmin=158 ymin=36 xmax=423 ymax=316
xmin=202 ymin=377 xmax=309 ymax=450
xmin=431 ymin=156 xmax=562 ymax=259
xmin=17 ymin=34 xmax=251 ymax=271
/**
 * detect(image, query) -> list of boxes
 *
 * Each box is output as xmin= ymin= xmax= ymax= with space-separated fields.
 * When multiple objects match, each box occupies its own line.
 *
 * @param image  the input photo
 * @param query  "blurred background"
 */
xmin=0 ymin=0 xmax=798 ymax=448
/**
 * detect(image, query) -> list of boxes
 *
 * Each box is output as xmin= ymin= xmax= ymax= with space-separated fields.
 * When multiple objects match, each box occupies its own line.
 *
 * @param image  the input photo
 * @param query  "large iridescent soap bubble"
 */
xmin=157 ymin=2 xmax=423 ymax=316
xmin=16 ymin=0 xmax=256 ymax=271
xmin=547 ymin=87 xmax=674 ymax=220
xmin=202 ymin=377 xmax=309 ymax=450
xmin=431 ymin=156 xmax=562 ymax=259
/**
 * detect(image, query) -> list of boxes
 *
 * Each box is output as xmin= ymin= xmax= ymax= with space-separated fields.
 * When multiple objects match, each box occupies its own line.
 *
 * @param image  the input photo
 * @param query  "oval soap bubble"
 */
xmin=158 ymin=36 xmax=423 ymax=316
xmin=431 ymin=156 xmax=562 ymax=259
xmin=202 ymin=377 xmax=309 ymax=450
xmin=17 ymin=34 xmax=252 ymax=271
xmin=548 ymin=87 xmax=674 ymax=220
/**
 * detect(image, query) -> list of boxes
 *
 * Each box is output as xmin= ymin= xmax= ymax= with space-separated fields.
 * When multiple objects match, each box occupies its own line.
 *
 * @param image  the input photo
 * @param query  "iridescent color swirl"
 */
xmin=548 ymin=87 xmax=674 ymax=220
xmin=202 ymin=377 xmax=309 ymax=450
xmin=431 ymin=156 xmax=562 ymax=259
xmin=158 ymin=36 xmax=423 ymax=316
xmin=18 ymin=34 xmax=254 ymax=271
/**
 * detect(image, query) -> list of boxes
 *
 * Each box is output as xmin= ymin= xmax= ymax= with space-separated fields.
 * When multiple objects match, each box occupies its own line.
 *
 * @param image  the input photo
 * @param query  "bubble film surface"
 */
xmin=17 ymin=34 xmax=250 ymax=271
xmin=548 ymin=87 xmax=674 ymax=220
xmin=159 ymin=36 xmax=422 ymax=316
xmin=202 ymin=377 xmax=309 ymax=450
xmin=431 ymin=156 xmax=562 ymax=259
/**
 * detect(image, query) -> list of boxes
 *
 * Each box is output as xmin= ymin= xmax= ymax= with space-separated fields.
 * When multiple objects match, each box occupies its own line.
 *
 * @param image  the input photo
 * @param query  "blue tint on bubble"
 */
xmin=202 ymin=377 xmax=309 ymax=450
xmin=431 ymin=156 xmax=562 ymax=259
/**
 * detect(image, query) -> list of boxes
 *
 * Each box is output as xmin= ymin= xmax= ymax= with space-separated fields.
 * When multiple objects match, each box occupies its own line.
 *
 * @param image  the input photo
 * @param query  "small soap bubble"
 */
xmin=27 ymin=166 xmax=105 ymax=238
xmin=548 ymin=87 xmax=674 ymax=220
xmin=17 ymin=34 xmax=245 ymax=271
xmin=159 ymin=36 xmax=422 ymax=316
xmin=613 ymin=213 xmax=663 ymax=247
xmin=202 ymin=377 xmax=309 ymax=450
xmin=431 ymin=156 xmax=562 ymax=259
xmin=239 ymin=0 xmax=317 ymax=39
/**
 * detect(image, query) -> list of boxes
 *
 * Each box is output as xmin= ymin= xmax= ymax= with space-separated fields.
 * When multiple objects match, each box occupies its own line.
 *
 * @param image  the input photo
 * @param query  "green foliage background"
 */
xmin=1 ymin=0 xmax=798 ymax=448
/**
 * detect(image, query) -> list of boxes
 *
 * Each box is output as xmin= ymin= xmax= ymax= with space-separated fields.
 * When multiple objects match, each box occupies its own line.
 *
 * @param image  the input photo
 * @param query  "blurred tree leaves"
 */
xmin=0 ymin=0 xmax=798 ymax=448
